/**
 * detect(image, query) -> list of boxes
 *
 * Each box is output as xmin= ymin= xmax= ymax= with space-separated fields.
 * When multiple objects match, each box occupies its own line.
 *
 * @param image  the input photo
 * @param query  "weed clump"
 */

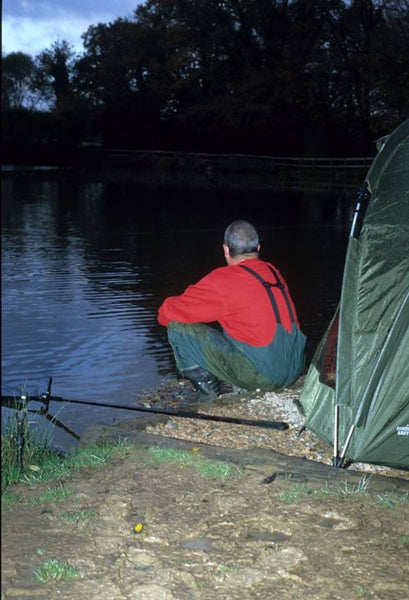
xmin=2 ymin=411 xmax=134 ymax=500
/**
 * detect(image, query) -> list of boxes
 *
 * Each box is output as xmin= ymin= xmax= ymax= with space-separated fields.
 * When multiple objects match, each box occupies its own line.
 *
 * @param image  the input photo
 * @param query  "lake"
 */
xmin=1 ymin=171 xmax=356 ymax=450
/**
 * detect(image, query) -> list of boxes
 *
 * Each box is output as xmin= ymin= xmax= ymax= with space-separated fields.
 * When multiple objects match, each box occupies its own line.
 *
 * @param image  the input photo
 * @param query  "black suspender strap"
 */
xmin=239 ymin=264 xmax=296 ymax=325
xmin=239 ymin=265 xmax=282 ymax=324
xmin=266 ymin=266 xmax=297 ymax=325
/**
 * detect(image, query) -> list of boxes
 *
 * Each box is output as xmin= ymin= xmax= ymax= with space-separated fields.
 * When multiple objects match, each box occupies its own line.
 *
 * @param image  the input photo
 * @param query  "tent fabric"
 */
xmin=299 ymin=119 xmax=409 ymax=469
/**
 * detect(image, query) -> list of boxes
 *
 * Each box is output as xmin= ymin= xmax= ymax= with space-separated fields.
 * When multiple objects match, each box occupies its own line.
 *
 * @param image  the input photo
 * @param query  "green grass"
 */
xmin=67 ymin=439 xmax=134 ymax=468
xmin=375 ymin=491 xmax=409 ymax=507
xmin=279 ymin=477 xmax=409 ymax=506
xmin=29 ymin=484 xmax=75 ymax=505
xmin=218 ymin=565 xmax=240 ymax=574
xmin=2 ymin=411 xmax=59 ymax=489
xmin=2 ymin=411 xmax=135 ymax=499
xmin=33 ymin=559 xmax=80 ymax=583
xmin=1 ymin=489 xmax=22 ymax=506
xmin=279 ymin=483 xmax=309 ymax=503
xmin=60 ymin=509 xmax=99 ymax=524
xmin=147 ymin=446 xmax=240 ymax=478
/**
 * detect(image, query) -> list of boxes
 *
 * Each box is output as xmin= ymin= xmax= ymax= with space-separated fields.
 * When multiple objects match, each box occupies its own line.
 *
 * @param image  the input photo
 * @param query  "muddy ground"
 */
xmin=2 ymin=379 xmax=409 ymax=600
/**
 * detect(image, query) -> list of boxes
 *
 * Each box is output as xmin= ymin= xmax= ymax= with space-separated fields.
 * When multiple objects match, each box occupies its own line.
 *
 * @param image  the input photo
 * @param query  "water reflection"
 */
xmin=1 ymin=174 xmax=354 ymax=449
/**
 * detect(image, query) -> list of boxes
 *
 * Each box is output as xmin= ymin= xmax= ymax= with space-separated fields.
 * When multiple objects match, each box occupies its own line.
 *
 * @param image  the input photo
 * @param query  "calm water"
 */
xmin=1 ymin=172 xmax=355 ymax=449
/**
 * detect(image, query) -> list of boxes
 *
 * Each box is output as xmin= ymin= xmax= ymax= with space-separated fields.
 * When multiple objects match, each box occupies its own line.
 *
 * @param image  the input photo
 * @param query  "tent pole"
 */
xmin=332 ymin=404 xmax=340 ymax=467
xmin=338 ymin=424 xmax=355 ymax=467
xmin=350 ymin=182 xmax=370 ymax=239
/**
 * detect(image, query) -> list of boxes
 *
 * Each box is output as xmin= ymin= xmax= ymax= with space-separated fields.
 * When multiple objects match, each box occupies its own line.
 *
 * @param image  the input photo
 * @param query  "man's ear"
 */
xmin=223 ymin=244 xmax=231 ymax=263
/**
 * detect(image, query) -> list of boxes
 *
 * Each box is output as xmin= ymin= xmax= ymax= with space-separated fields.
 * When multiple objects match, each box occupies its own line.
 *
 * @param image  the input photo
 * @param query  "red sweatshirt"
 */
xmin=158 ymin=258 xmax=300 ymax=346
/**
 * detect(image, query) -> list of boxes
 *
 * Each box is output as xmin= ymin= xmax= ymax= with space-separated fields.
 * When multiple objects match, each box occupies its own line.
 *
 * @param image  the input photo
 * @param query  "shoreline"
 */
xmin=82 ymin=377 xmax=409 ymax=484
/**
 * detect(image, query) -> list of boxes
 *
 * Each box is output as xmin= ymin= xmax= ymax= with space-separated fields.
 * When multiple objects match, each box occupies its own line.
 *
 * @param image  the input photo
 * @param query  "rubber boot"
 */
xmin=180 ymin=366 xmax=222 ymax=400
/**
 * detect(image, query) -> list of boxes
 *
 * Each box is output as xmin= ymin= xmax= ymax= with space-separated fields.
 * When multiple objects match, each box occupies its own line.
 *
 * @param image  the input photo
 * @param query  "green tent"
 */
xmin=299 ymin=119 xmax=409 ymax=470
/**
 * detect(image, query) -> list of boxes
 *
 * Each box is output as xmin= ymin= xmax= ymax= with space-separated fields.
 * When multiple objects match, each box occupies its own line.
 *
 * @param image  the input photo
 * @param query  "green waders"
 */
xmin=167 ymin=321 xmax=305 ymax=392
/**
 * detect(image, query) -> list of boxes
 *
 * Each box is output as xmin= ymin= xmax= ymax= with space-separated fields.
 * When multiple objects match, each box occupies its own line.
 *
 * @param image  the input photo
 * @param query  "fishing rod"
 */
xmin=1 ymin=377 xmax=289 ymax=431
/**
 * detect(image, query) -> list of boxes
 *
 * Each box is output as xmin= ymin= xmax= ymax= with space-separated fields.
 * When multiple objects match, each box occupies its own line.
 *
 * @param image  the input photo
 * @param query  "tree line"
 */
xmin=2 ymin=0 xmax=409 ymax=163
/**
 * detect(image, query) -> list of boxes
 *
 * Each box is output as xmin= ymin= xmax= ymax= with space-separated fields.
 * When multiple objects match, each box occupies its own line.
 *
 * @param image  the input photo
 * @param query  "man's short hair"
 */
xmin=224 ymin=220 xmax=259 ymax=258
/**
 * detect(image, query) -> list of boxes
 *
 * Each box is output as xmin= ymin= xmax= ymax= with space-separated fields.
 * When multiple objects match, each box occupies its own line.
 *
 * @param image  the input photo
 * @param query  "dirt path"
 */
xmin=2 ymin=381 xmax=409 ymax=600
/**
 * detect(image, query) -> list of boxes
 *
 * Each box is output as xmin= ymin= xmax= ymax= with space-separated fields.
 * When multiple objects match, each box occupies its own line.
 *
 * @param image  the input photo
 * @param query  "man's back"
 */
xmin=158 ymin=257 xmax=299 ymax=347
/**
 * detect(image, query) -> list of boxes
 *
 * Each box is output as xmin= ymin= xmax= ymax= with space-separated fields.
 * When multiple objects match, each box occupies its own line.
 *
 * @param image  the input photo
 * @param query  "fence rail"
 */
xmin=103 ymin=149 xmax=374 ymax=169
xmin=100 ymin=149 xmax=374 ymax=190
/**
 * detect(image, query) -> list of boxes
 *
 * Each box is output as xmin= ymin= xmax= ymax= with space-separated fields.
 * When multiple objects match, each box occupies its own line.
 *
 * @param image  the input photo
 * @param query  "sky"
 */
xmin=2 ymin=0 xmax=143 ymax=57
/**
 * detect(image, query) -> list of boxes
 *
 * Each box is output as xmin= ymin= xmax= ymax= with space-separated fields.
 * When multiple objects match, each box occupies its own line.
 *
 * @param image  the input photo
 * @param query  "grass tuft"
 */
xmin=67 ymin=438 xmax=134 ymax=469
xmin=279 ymin=477 xmax=409 ymax=506
xmin=2 ymin=411 xmax=60 ymax=489
xmin=33 ymin=559 xmax=80 ymax=583
xmin=147 ymin=446 xmax=240 ymax=478
xmin=1 ymin=489 xmax=22 ymax=506
xmin=60 ymin=509 xmax=99 ymax=524
xmin=279 ymin=483 xmax=310 ymax=503
xmin=2 ymin=416 xmax=135 ymax=497
xmin=30 ymin=484 xmax=75 ymax=505
xmin=375 ymin=491 xmax=409 ymax=506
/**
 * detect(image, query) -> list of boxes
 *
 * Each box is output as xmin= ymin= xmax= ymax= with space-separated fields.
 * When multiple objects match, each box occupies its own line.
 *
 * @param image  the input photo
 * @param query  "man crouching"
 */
xmin=158 ymin=220 xmax=306 ymax=399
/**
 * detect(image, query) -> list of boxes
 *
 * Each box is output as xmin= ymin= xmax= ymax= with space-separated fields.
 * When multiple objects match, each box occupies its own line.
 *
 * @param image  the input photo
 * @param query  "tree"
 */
xmin=2 ymin=52 xmax=38 ymax=109
xmin=316 ymin=0 xmax=392 ymax=151
xmin=33 ymin=41 xmax=90 ymax=148
xmin=373 ymin=0 xmax=409 ymax=131
xmin=35 ymin=41 xmax=77 ymax=111
xmin=4 ymin=0 xmax=406 ymax=158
